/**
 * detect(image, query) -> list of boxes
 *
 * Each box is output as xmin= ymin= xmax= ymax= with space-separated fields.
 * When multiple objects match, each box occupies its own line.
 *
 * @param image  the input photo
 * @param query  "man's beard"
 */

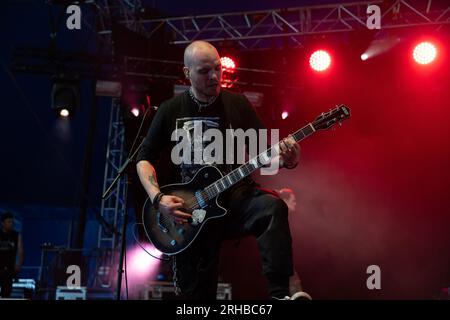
xmin=204 ymin=85 xmax=220 ymax=97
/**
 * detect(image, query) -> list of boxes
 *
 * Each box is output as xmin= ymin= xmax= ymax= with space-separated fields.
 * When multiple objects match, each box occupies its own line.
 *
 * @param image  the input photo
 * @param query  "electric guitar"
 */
xmin=142 ymin=105 xmax=351 ymax=255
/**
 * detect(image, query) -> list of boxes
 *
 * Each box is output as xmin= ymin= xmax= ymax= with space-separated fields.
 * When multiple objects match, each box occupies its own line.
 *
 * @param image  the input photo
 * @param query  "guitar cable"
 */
xmin=132 ymin=223 xmax=170 ymax=261
xmin=128 ymin=103 xmax=152 ymax=155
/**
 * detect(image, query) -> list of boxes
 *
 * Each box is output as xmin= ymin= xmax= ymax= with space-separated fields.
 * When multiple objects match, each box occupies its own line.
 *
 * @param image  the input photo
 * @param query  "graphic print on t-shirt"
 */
xmin=175 ymin=116 xmax=221 ymax=183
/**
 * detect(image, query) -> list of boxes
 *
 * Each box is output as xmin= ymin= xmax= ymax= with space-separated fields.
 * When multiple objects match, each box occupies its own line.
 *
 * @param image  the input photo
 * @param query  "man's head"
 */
xmin=183 ymin=41 xmax=222 ymax=100
xmin=1 ymin=212 xmax=14 ymax=233
xmin=278 ymin=188 xmax=297 ymax=213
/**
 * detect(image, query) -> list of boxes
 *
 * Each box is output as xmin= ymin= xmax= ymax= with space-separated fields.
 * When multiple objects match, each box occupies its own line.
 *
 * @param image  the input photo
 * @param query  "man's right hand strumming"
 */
xmin=136 ymin=160 xmax=192 ymax=224
xmin=158 ymin=195 xmax=191 ymax=224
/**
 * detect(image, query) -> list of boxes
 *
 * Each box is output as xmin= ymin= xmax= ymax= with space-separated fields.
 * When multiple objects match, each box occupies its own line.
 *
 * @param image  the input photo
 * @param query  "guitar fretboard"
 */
xmin=199 ymin=123 xmax=316 ymax=202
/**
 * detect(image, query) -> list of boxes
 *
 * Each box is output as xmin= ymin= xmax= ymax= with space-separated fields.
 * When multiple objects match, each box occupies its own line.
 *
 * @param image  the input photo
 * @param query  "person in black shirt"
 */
xmin=136 ymin=41 xmax=301 ymax=299
xmin=0 ymin=212 xmax=24 ymax=298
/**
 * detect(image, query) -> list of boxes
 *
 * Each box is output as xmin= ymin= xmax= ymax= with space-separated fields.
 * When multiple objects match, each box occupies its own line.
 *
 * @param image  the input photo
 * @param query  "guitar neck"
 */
xmin=202 ymin=123 xmax=316 ymax=201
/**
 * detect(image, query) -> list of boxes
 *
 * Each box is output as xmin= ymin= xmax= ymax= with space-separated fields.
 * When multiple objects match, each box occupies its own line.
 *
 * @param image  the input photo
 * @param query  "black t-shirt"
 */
xmin=0 ymin=230 xmax=18 ymax=270
xmin=136 ymin=89 xmax=266 ymax=187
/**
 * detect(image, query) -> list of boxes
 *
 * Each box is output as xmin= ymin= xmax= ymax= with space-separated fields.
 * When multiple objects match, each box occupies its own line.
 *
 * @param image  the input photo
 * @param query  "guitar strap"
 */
xmin=220 ymin=92 xmax=235 ymax=176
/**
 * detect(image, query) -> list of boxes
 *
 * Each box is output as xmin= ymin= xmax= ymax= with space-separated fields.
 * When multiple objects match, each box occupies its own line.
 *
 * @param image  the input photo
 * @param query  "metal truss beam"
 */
xmin=87 ymin=0 xmax=147 ymax=53
xmin=97 ymin=98 xmax=126 ymax=252
xmin=123 ymin=56 xmax=299 ymax=89
xmin=93 ymin=2 xmax=129 ymax=282
xmin=119 ymin=0 xmax=450 ymax=49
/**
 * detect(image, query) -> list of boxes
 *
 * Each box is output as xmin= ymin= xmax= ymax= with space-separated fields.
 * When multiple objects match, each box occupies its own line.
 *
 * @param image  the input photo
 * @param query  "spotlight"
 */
xmin=122 ymin=82 xmax=151 ymax=119
xmin=51 ymin=77 xmax=80 ymax=117
xmin=309 ymin=50 xmax=331 ymax=72
xmin=413 ymin=42 xmax=437 ymax=65
xmin=220 ymin=56 xmax=238 ymax=88
xmin=130 ymin=106 xmax=141 ymax=118
xmin=220 ymin=56 xmax=236 ymax=71
xmin=126 ymin=244 xmax=162 ymax=285
xmin=281 ymin=111 xmax=289 ymax=120
xmin=361 ymin=53 xmax=369 ymax=61
xmin=59 ymin=109 xmax=70 ymax=117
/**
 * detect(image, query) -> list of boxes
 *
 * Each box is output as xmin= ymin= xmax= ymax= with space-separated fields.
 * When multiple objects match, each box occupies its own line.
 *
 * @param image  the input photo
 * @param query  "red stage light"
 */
xmin=309 ymin=50 xmax=331 ymax=72
xmin=220 ymin=56 xmax=236 ymax=71
xmin=220 ymin=56 xmax=237 ymax=88
xmin=413 ymin=42 xmax=437 ymax=65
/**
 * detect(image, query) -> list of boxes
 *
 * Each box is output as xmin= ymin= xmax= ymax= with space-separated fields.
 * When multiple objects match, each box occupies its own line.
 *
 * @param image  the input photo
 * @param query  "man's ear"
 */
xmin=183 ymin=67 xmax=190 ymax=79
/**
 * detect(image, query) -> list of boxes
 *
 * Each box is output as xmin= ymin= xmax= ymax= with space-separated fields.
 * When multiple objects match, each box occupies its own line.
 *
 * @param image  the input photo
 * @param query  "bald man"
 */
xmin=182 ymin=41 xmax=222 ymax=102
xmin=136 ymin=41 xmax=302 ymax=300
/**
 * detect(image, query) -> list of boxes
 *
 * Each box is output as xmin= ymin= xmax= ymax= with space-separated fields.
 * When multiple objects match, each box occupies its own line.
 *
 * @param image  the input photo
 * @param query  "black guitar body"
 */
xmin=142 ymin=166 xmax=226 ymax=255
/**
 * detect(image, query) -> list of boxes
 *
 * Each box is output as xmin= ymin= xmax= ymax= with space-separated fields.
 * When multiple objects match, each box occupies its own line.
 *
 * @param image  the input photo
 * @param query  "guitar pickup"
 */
xmin=195 ymin=191 xmax=207 ymax=209
xmin=156 ymin=211 xmax=169 ymax=233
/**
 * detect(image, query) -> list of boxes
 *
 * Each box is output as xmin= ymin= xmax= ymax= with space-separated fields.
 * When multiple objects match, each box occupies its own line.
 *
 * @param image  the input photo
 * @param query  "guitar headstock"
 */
xmin=312 ymin=105 xmax=351 ymax=131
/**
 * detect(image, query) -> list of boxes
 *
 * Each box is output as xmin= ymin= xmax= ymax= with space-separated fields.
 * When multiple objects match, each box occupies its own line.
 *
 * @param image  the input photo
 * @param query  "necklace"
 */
xmin=188 ymin=87 xmax=218 ymax=112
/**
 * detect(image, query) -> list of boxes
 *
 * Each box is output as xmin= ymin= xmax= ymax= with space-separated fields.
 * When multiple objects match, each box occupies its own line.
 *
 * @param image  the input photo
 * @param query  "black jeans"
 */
xmin=174 ymin=184 xmax=293 ymax=299
xmin=0 ymin=267 xmax=14 ymax=298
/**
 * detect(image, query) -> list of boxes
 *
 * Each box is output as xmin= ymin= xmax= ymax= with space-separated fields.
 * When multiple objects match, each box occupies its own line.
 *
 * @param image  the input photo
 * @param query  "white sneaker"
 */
xmin=290 ymin=291 xmax=312 ymax=300
xmin=272 ymin=291 xmax=312 ymax=300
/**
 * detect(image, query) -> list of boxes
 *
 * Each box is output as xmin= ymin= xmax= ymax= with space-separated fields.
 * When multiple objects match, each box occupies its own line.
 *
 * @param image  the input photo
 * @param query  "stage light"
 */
xmin=126 ymin=244 xmax=162 ymax=281
xmin=361 ymin=36 xmax=402 ymax=61
xmin=309 ymin=50 xmax=331 ymax=72
xmin=59 ymin=109 xmax=70 ymax=117
xmin=220 ymin=56 xmax=238 ymax=88
xmin=131 ymin=106 xmax=141 ymax=117
xmin=122 ymin=82 xmax=151 ymax=119
xmin=220 ymin=56 xmax=236 ymax=71
xmin=51 ymin=78 xmax=80 ymax=118
xmin=281 ymin=111 xmax=289 ymax=120
xmin=126 ymin=102 xmax=148 ymax=119
xmin=413 ymin=42 xmax=437 ymax=65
